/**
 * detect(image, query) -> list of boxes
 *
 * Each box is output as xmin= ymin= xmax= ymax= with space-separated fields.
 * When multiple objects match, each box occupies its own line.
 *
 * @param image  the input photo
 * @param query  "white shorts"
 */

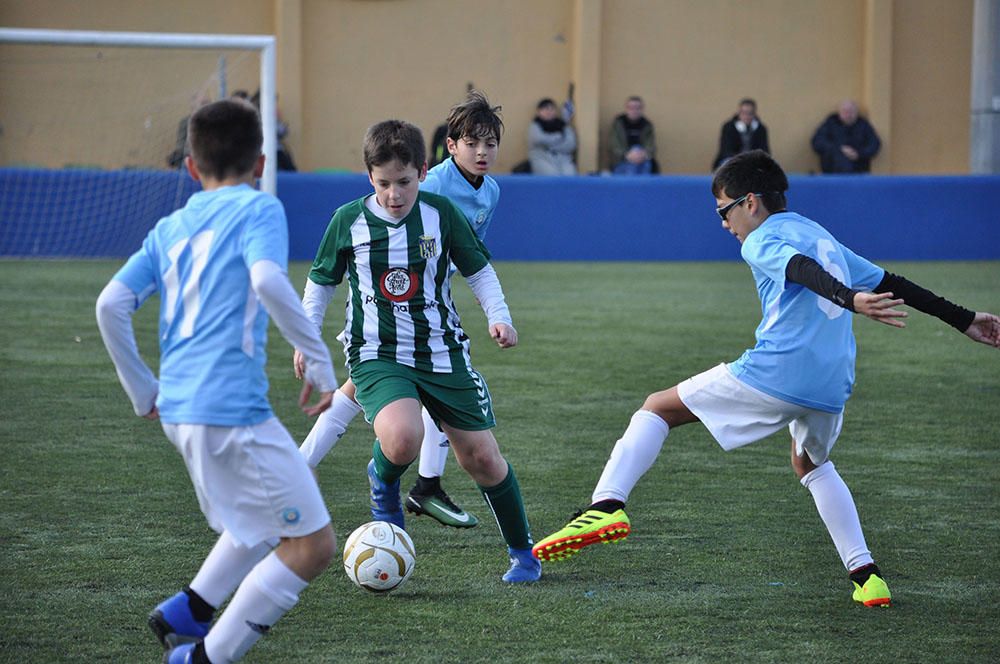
xmin=162 ymin=417 xmax=331 ymax=548
xmin=677 ymin=364 xmax=844 ymax=464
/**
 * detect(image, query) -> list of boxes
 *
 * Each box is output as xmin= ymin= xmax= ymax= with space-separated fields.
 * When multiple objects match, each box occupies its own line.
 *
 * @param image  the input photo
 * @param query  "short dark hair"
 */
xmin=446 ymin=90 xmax=503 ymax=143
xmin=739 ymin=98 xmax=756 ymax=109
xmin=711 ymin=149 xmax=788 ymax=213
xmin=536 ymin=98 xmax=556 ymax=110
xmin=363 ymin=120 xmax=426 ymax=172
xmin=187 ymin=98 xmax=263 ymax=180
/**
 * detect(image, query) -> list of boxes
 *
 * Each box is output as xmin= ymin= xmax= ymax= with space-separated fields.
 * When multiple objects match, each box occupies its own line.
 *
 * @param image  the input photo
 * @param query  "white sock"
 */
xmin=189 ymin=531 xmax=277 ymax=609
xmin=299 ymin=390 xmax=363 ymax=467
xmin=417 ymin=407 xmax=449 ymax=478
xmin=592 ymin=410 xmax=669 ymax=504
xmin=800 ymin=461 xmax=874 ymax=571
xmin=204 ymin=552 xmax=308 ymax=663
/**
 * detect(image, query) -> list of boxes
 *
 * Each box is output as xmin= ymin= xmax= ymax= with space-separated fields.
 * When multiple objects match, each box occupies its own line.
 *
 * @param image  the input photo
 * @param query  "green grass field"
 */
xmin=1 ymin=259 xmax=999 ymax=663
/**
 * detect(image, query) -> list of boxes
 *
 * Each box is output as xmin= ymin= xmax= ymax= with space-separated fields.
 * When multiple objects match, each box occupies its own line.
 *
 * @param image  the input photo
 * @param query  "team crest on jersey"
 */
xmin=379 ymin=267 xmax=420 ymax=302
xmin=418 ymin=235 xmax=438 ymax=259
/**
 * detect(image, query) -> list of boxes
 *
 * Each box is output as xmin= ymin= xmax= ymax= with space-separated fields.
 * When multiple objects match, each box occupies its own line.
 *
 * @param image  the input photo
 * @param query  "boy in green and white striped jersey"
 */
xmin=297 ymin=120 xmax=540 ymax=583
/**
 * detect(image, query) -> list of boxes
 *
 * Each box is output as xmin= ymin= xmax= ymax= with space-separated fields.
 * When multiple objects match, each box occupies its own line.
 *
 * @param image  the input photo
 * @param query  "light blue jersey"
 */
xmin=113 ymin=184 xmax=288 ymax=426
xmin=728 ymin=211 xmax=884 ymax=413
xmin=422 ymin=157 xmax=500 ymax=240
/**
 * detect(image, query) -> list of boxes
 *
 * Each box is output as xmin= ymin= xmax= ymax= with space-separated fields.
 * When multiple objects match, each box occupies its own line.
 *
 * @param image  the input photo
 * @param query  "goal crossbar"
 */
xmin=0 ymin=27 xmax=278 ymax=194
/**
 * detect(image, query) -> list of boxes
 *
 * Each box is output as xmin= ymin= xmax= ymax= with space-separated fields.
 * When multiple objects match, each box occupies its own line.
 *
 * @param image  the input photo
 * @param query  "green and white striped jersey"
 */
xmin=309 ymin=191 xmax=491 ymax=374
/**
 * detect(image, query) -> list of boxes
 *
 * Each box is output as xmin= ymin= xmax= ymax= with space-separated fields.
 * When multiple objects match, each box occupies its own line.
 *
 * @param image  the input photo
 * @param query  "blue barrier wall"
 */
xmin=2 ymin=168 xmax=998 ymax=261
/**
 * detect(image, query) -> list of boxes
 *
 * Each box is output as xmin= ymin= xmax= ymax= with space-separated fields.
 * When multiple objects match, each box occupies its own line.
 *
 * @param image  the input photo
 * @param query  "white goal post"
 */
xmin=0 ymin=27 xmax=278 ymax=194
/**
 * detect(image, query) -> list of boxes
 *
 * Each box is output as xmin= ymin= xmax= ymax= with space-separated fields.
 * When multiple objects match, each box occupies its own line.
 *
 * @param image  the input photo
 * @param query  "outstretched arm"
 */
xmin=786 ymin=256 xmax=999 ymax=345
xmin=870 ymin=271 xmax=1000 ymax=347
xmin=786 ymin=254 xmax=907 ymax=327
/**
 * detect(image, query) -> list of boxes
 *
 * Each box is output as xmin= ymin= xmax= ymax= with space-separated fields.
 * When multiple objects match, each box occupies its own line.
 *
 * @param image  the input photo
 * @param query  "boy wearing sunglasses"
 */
xmin=532 ymin=150 xmax=1000 ymax=607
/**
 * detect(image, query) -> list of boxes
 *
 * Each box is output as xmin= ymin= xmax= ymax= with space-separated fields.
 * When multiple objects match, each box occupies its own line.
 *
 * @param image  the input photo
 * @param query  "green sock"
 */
xmin=478 ymin=463 xmax=532 ymax=550
xmin=372 ymin=439 xmax=410 ymax=484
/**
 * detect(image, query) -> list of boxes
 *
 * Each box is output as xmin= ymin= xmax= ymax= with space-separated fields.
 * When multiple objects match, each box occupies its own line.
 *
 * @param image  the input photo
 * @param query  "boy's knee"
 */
xmin=378 ymin=423 xmax=424 ymax=461
xmin=285 ymin=526 xmax=336 ymax=578
xmin=789 ymin=441 xmax=819 ymax=480
xmin=313 ymin=528 xmax=337 ymax=569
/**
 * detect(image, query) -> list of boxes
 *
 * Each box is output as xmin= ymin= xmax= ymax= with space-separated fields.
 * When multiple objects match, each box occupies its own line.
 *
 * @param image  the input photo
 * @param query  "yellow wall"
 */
xmin=0 ymin=0 xmax=975 ymax=174
xmin=890 ymin=0 xmax=974 ymax=173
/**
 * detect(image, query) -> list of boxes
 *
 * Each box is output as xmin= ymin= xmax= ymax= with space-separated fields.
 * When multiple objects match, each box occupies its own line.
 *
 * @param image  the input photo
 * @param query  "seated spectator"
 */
xmin=427 ymin=122 xmax=449 ymax=168
xmin=713 ymin=98 xmax=769 ymax=170
xmin=166 ymin=93 xmax=210 ymax=168
xmin=528 ymin=98 xmax=577 ymax=175
xmin=251 ymin=89 xmax=298 ymax=171
xmin=811 ymin=100 xmax=881 ymax=174
xmin=610 ymin=96 xmax=658 ymax=175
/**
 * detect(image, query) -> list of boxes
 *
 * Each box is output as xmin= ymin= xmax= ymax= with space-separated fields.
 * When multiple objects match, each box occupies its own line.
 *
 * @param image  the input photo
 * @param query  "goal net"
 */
xmin=0 ymin=29 xmax=276 ymax=258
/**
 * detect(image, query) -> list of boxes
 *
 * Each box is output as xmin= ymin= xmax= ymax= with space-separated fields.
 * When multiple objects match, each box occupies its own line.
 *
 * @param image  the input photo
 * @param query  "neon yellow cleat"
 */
xmin=852 ymin=573 xmax=892 ymax=607
xmin=531 ymin=509 xmax=631 ymax=562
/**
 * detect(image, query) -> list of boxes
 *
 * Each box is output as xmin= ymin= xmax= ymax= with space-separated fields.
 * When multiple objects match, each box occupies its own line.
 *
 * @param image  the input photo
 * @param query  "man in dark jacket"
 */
xmin=609 ymin=96 xmax=658 ymax=175
xmin=712 ymin=98 xmax=769 ymax=170
xmin=811 ymin=100 xmax=881 ymax=174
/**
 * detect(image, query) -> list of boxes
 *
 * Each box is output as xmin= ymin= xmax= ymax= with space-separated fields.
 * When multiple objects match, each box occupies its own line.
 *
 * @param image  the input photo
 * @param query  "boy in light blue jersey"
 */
xmin=97 ymin=99 xmax=339 ymax=663
xmin=298 ymin=91 xmax=505 ymax=529
xmin=533 ymin=150 xmax=1000 ymax=608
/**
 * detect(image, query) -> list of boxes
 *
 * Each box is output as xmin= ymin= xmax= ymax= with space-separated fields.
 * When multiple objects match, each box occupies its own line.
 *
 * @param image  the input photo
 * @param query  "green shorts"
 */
xmin=350 ymin=359 xmax=496 ymax=432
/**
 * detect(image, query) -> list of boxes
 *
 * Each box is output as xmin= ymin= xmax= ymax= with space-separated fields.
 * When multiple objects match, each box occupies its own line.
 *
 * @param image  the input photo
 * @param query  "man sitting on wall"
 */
xmin=811 ymin=100 xmax=881 ymax=174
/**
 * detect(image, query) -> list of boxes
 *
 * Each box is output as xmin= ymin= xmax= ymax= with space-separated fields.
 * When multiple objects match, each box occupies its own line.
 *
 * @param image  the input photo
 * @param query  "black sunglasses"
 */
xmin=716 ymin=192 xmax=763 ymax=221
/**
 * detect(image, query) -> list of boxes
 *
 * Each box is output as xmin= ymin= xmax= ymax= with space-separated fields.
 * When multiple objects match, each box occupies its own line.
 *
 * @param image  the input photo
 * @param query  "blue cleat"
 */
xmin=148 ymin=591 xmax=210 ymax=650
xmin=502 ymin=546 xmax=542 ymax=583
xmin=367 ymin=459 xmax=404 ymax=529
xmin=162 ymin=642 xmax=196 ymax=663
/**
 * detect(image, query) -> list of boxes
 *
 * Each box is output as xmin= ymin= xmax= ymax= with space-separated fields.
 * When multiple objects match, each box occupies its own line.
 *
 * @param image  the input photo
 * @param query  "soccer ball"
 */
xmin=342 ymin=521 xmax=415 ymax=593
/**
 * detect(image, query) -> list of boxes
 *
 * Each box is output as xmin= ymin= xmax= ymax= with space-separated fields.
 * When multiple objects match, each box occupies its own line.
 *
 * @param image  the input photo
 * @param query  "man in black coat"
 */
xmin=712 ymin=98 xmax=770 ymax=170
xmin=811 ymin=100 xmax=881 ymax=174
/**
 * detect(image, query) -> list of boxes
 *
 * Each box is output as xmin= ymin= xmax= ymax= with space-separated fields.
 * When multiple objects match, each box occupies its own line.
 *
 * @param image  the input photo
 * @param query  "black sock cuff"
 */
xmin=183 ymin=586 xmax=216 ymax=621
xmin=588 ymin=499 xmax=625 ymax=514
xmin=848 ymin=563 xmax=881 ymax=585
xmin=412 ymin=474 xmax=442 ymax=495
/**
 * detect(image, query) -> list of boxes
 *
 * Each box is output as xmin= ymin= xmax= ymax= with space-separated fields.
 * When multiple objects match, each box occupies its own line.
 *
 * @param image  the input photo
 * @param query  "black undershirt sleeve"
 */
xmin=784 ymin=254 xmax=976 ymax=332
xmin=873 ymin=270 xmax=975 ymax=332
xmin=785 ymin=254 xmax=859 ymax=312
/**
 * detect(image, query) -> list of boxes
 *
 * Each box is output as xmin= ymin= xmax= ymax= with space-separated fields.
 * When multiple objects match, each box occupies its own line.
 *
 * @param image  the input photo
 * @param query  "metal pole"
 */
xmin=970 ymin=0 xmax=1000 ymax=173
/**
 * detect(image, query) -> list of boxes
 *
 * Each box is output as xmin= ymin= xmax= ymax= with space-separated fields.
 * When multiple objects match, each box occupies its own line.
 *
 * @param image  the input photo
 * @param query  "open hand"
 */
xmin=853 ymin=291 xmax=908 ymax=328
xmin=964 ymin=312 xmax=1000 ymax=348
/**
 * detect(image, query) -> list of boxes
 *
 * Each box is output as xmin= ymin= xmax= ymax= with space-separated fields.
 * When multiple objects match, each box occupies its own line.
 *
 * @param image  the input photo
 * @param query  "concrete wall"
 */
xmin=0 ymin=0 xmax=976 ymax=174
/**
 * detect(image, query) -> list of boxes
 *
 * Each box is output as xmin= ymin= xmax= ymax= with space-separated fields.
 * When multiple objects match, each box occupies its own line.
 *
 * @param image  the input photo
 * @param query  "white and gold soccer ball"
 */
xmin=342 ymin=521 xmax=415 ymax=593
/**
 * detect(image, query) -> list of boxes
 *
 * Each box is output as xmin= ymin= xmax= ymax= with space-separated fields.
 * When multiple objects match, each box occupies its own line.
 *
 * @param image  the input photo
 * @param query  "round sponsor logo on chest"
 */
xmin=379 ymin=267 xmax=420 ymax=302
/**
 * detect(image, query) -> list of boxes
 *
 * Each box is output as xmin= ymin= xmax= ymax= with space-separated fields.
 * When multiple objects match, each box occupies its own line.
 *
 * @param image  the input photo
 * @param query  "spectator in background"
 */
xmin=251 ymin=89 xmax=298 ymax=172
xmin=713 ymin=98 xmax=769 ymax=170
xmin=166 ymin=92 xmax=211 ymax=168
xmin=528 ymin=98 xmax=577 ymax=175
xmin=811 ymin=100 xmax=881 ymax=174
xmin=427 ymin=122 xmax=449 ymax=168
xmin=610 ymin=96 xmax=658 ymax=175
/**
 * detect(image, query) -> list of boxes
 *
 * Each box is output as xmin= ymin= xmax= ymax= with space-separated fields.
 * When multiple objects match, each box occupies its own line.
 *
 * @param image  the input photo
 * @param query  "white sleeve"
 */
xmin=301 ymin=278 xmax=336 ymax=331
xmin=250 ymin=260 xmax=338 ymax=393
xmin=95 ymin=280 xmax=159 ymax=417
xmin=465 ymin=264 xmax=513 ymax=327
